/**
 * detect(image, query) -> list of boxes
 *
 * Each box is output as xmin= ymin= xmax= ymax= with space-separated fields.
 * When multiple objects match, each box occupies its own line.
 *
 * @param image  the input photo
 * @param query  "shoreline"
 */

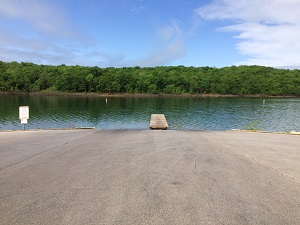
xmin=1 ymin=128 xmax=299 ymax=135
xmin=0 ymin=91 xmax=299 ymax=98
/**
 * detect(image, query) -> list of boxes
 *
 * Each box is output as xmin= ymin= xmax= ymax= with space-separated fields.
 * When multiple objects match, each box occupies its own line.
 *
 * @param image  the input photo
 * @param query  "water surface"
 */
xmin=0 ymin=95 xmax=299 ymax=132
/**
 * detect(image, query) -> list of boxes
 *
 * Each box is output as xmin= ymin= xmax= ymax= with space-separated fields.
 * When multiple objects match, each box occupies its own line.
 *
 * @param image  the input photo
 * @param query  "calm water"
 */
xmin=0 ymin=95 xmax=299 ymax=132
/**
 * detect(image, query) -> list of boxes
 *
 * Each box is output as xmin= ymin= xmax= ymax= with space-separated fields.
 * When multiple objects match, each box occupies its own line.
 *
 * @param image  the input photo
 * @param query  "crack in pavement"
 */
xmin=0 ymin=131 xmax=97 ymax=172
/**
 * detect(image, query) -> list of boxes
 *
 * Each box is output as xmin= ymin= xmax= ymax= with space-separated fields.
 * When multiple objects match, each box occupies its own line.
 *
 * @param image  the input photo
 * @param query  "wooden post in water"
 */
xmin=150 ymin=114 xmax=169 ymax=130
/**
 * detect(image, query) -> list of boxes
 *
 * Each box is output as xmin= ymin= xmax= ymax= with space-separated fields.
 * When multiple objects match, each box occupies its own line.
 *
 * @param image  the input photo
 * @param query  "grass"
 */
xmin=244 ymin=120 xmax=260 ymax=131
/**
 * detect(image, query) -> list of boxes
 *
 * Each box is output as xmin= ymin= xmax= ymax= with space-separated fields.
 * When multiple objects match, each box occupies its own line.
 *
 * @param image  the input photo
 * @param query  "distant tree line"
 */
xmin=0 ymin=61 xmax=300 ymax=96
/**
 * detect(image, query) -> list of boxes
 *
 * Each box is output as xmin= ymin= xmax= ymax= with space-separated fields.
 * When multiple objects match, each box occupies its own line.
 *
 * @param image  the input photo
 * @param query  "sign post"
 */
xmin=19 ymin=106 xmax=29 ymax=130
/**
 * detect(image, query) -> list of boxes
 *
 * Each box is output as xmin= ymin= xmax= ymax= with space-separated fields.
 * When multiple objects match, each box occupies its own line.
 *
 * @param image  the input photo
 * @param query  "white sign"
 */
xmin=21 ymin=118 xmax=28 ymax=124
xmin=19 ymin=106 xmax=29 ymax=121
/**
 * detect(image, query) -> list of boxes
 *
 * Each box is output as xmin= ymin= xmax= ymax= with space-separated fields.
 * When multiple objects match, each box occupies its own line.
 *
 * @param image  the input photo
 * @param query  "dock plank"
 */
xmin=150 ymin=114 xmax=169 ymax=130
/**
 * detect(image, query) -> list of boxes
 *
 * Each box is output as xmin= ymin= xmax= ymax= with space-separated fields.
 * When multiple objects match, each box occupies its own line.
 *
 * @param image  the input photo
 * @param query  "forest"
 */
xmin=0 ymin=61 xmax=300 ymax=96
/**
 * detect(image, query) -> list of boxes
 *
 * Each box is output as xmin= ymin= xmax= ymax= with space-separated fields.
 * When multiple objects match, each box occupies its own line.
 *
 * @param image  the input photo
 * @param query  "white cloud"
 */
xmin=0 ymin=0 xmax=68 ymax=35
xmin=85 ymin=51 xmax=127 ymax=68
xmin=0 ymin=28 xmax=75 ymax=65
xmin=131 ymin=6 xmax=147 ymax=14
xmin=196 ymin=0 xmax=300 ymax=68
xmin=0 ymin=28 xmax=117 ymax=67
xmin=0 ymin=0 xmax=113 ymax=66
xmin=0 ymin=1 xmax=186 ymax=67
xmin=136 ymin=21 xmax=186 ymax=67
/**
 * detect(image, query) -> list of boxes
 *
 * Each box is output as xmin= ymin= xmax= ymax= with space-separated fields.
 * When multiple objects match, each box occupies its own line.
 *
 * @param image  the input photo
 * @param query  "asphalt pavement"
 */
xmin=0 ymin=129 xmax=300 ymax=225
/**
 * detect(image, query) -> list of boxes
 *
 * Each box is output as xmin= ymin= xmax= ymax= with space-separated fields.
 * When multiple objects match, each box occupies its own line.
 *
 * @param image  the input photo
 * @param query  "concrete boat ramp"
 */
xmin=1 ymin=129 xmax=300 ymax=225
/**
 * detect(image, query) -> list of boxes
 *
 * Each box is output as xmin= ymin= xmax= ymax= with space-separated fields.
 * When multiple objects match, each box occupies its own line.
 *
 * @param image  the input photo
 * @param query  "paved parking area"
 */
xmin=1 ymin=130 xmax=300 ymax=224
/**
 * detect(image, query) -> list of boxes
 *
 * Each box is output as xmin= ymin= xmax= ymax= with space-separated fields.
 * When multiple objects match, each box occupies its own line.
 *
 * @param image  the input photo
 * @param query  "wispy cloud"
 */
xmin=0 ymin=27 xmax=113 ymax=66
xmin=136 ymin=20 xmax=186 ymax=67
xmin=0 ymin=28 xmax=78 ymax=65
xmin=131 ymin=6 xmax=147 ymax=15
xmin=0 ymin=1 xmax=187 ymax=67
xmin=0 ymin=0 xmax=113 ymax=66
xmin=196 ymin=0 xmax=300 ymax=68
xmin=0 ymin=0 xmax=68 ymax=36
xmin=85 ymin=51 xmax=127 ymax=68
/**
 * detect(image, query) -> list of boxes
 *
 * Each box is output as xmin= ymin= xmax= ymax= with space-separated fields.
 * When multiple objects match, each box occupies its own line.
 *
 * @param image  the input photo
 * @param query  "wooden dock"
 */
xmin=150 ymin=114 xmax=169 ymax=130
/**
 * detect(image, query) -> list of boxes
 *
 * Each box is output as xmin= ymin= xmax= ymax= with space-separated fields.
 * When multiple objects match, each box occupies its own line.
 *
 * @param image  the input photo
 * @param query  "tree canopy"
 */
xmin=0 ymin=61 xmax=299 ymax=96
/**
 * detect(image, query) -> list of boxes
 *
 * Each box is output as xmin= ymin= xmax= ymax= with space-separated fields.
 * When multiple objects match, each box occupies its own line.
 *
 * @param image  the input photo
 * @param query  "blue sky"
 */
xmin=0 ymin=0 xmax=299 ymax=68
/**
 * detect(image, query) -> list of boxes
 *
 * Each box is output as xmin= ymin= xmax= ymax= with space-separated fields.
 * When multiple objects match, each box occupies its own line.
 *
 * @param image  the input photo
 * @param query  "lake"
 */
xmin=0 ymin=95 xmax=299 ymax=132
